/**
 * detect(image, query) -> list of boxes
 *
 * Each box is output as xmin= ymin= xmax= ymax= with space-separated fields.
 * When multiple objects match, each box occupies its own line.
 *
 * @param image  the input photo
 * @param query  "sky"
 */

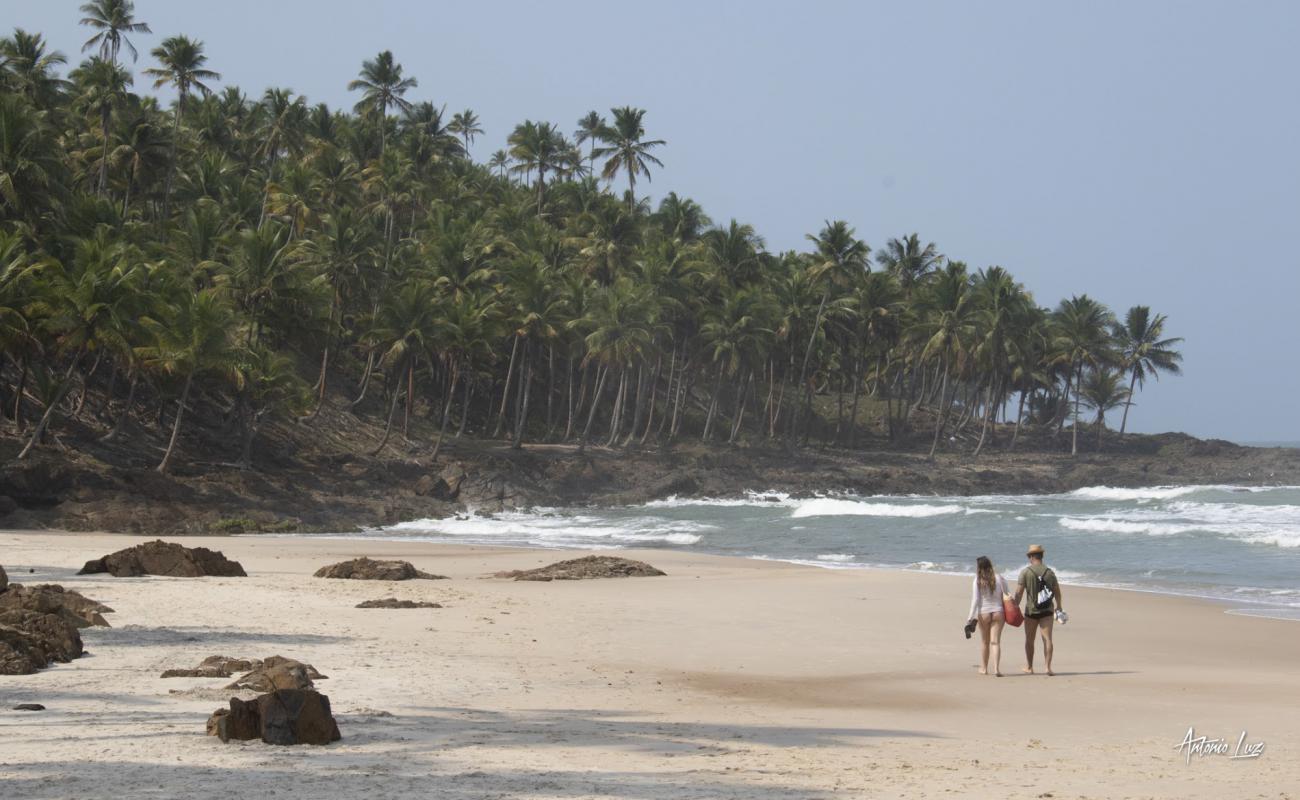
xmin=14 ymin=0 xmax=1300 ymax=442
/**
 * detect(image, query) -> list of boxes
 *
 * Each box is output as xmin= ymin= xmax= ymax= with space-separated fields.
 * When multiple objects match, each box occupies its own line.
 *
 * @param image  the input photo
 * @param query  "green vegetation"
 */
xmin=0 ymin=2 xmax=1183 ymax=474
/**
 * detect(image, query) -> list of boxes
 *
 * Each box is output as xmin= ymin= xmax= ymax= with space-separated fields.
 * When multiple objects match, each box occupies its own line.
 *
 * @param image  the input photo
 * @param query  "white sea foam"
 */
xmin=642 ymin=491 xmax=795 ymax=509
xmin=1068 ymin=485 xmax=1207 ymax=501
xmin=790 ymin=498 xmax=963 ymax=518
xmin=815 ymin=553 xmax=856 ymax=562
xmin=379 ymin=511 xmax=707 ymax=547
xmin=1059 ymin=517 xmax=1198 ymax=536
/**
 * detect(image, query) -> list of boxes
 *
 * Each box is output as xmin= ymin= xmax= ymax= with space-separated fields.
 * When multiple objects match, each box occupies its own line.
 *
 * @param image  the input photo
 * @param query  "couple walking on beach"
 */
xmin=965 ymin=544 xmax=1065 ymax=677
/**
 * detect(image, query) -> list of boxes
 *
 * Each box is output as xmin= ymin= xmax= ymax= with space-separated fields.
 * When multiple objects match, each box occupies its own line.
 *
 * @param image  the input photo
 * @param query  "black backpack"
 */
xmin=1030 ymin=566 xmax=1055 ymax=614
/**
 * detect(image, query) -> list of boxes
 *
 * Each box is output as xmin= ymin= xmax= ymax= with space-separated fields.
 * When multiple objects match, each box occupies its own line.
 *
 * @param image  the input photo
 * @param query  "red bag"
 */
xmin=1003 ymin=594 xmax=1024 ymax=627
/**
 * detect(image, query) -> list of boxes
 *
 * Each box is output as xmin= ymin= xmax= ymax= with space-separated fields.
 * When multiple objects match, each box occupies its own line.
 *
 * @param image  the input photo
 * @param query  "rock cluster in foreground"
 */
xmin=78 ymin=540 xmax=247 ymax=578
xmin=355 ymin=597 xmax=443 ymax=608
xmin=160 ymin=655 xmax=260 ymax=679
xmin=207 ymin=689 xmax=340 ymax=745
xmin=314 ymin=557 xmax=445 ymax=581
xmin=496 ymin=555 xmax=666 ymax=581
xmin=0 ymin=579 xmax=112 ymax=674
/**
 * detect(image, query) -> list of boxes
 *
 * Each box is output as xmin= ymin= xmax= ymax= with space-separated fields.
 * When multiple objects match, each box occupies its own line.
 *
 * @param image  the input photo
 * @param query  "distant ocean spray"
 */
xmin=297 ymin=484 xmax=1300 ymax=618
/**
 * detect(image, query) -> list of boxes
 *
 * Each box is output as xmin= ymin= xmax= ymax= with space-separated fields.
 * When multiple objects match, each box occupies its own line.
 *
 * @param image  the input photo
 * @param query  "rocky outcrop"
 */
xmin=207 ymin=689 xmax=341 ymax=745
xmin=0 ymin=564 xmax=6 ymax=592
xmin=313 ymin=557 xmax=445 ymax=581
xmin=78 ymin=540 xmax=247 ymax=578
xmin=226 ymin=656 xmax=326 ymax=692
xmin=0 ymin=608 xmax=84 ymax=674
xmin=0 ymin=584 xmax=114 ymax=628
xmin=497 ymin=555 xmax=666 ymax=581
xmin=161 ymin=655 xmax=259 ymax=679
xmin=355 ymin=598 xmax=443 ymax=609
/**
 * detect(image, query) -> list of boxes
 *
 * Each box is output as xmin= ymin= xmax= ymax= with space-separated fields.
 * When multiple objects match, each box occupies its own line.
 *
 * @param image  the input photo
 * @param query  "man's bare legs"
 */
xmin=1038 ymin=615 xmax=1056 ymax=676
xmin=1023 ymin=616 xmax=1038 ymax=673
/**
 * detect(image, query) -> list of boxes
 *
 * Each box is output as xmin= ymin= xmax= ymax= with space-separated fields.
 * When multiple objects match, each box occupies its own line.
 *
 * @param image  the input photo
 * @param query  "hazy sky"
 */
xmin=15 ymin=1 xmax=1300 ymax=442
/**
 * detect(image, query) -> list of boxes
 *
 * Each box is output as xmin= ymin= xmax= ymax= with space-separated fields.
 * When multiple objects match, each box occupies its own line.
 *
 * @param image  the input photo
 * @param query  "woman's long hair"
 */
xmin=976 ymin=556 xmax=996 ymax=592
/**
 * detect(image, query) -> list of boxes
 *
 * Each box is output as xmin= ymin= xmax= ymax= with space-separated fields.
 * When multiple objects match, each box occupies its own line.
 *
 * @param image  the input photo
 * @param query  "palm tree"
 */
xmin=592 ymin=107 xmax=665 ymax=208
xmin=448 ymin=109 xmax=483 ymax=159
xmin=796 ymin=220 xmax=870 ymax=439
xmin=0 ymin=30 xmax=68 ymax=107
xmin=1112 ymin=305 xmax=1182 ymax=434
xmin=0 ymin=94 xmax=64 ymax=223
xmin=507 ymin=120 xmax=564 ymax=211
xmin=1081 ymin=367 xmax=1131 ymax=449
xmin=143 ymin=35 xmax=220 ymax=224
xmin=574 ymin=110 xmax=604 ymax=174
xmin=488 ymin=149 xmax=509 ymax=179
xmin=877 ymin=234 xmax=942 ymax=294
xmin=914 ymin=261 xmax=976 ymax=458
xmin=137 ymin=288 xmax=237 ymax=473
xmin=79 ymin=0 xmax=152 ymax=65
xmin=70 ymin=58 xmax=133 ymax=197
xmin=347 ymin=50 xmax=416 ymax=155
xmin=1052 ymin=294 xmax=1116 ymax=456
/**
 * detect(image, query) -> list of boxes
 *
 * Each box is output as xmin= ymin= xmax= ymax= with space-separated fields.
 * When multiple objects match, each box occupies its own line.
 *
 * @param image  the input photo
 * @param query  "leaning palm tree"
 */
xmin=1081 ymin=367 xmax=1131 ymax=449
xmin=137 ymin=287 xmax=237 ymax=473
xmin=592 ymin=106 xmax=665 ymax=208
xmin=79 ymin=0 xmax=152 ymax=65
xmin=1112 ymin=305 xmax=1182 ymax=434
xmin=347 ymin=50 xmax=416 ymax=155
xmin=143 ymin=35 xmax=220 ymax=223
xmin=795 ymin=220 xmax=870 ymax=440
xmin=448 ymin=109 xmax=483 ymax=159
xmin=70 ymin=57 xmax=133 ymax=197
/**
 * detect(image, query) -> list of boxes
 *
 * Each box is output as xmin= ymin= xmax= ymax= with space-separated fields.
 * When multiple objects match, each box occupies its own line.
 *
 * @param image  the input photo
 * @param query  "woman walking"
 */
xmin=966 ymin=556 xmax=1008 ymax=676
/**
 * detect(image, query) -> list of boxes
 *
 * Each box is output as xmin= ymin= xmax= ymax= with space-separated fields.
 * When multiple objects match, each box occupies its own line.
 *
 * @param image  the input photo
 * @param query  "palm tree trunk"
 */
xmin=161 ymin=102 xmax=183 ymax=227
xmin=99 ymin=109 xmax=111 ymax=197
xmin=729 ymin=370 xmax=753 ymax=443
xmin=545 ymin=345 xmax=555 ymax=440
xmin=370 ymin=380 xmax=405 ymax=456
xmin=512 ymin=341 xmax=533 ymax=450
xmin=1009 ymin=389 xmax=1027 ymax=451
xmin=1119 ymin=368 xmax=1138 ymax=435
xmin=792 ymin=287 xmax=831 ymax=440
xmin=17 ymin=349 xmax=86 ymax=460
xmin=402 ymin=357 xmax=415 ymax=439
xmin=702 ymin=362 xmax=724 ymax=441
xmin=564 ymin=355 xmax=578 ymax=440
xmin=431 ymin=366 xmax=459 ymax=462
xmin=1071 ymin=364 xmax=1083 ymax=456
xmin=11 ymin=354 xmax=29 ymax=432
xmin=973 ymin=380 xmax=997 ymax=457
xmin=640 ymin=353 xmax=663 ymax=445
xmin=927 ymin=355 xmax=950 ymax=460
xmin=578 ymin=365 xmax=609 ymax=452
xmin=606 ymin=369 xmax=627 ymax=447
xmin=492 ymin=335 xmax=520 ymax=437
xmin=847 ymin=353 xmax=863 ymax=448
xmin=156 ymin=371 xmax=194 ymax=474
xmin=349 ymin=349 xmax=377 ymax=408
xmin=102 ymin=370 xmax=138 ymax=442
xmin=456 ymin=376 xmax=471 ymax=437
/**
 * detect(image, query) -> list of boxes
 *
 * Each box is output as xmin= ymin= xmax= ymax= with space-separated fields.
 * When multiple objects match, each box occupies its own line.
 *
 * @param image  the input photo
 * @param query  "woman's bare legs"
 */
xmin=976 ymin=614 xmax=992 ymax=674
xmin=989 ymin=611 xmax=1006 ymax=676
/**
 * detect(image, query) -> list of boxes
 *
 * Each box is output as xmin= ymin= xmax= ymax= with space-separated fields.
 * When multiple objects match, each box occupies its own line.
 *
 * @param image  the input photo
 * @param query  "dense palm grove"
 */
xmin=0 ymin=2 xmax=1183 ymax=474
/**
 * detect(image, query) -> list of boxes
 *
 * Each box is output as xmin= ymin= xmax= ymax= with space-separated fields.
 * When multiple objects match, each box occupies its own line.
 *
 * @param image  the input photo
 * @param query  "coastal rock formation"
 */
xmin=313 ymin=557 xmax=445 ymax=581
xmin=355 ymin=598 xmax=443 ymax=608
xmin=226 ymin=656 xmax=326 ymax=692
xmin=0 ymin=584 xmax=114 ymax=628
xmin=497 ymin=555 xmax=666 ymax=581
xmin=0 ymin=564 xmax=7 ymax=592
xmin=0 ymin=609 xmax=84 ymax=674
xmin=207 ymin=689 xmax=341 ymax=745
xmin=78 ymin=540 xmax=247 ymax=578
xmin=161 ymin=655 xmax=259 ymax=679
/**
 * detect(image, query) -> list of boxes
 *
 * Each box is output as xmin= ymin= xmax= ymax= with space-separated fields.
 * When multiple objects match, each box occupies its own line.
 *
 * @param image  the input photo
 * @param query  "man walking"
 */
xmin=1014 ymin=544 xmax=1063 ymax=675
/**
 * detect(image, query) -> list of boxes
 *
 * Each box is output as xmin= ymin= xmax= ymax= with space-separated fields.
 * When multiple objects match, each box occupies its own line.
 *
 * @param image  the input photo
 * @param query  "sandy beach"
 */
xmin=0 ymin=531 xmax=1294 ymax=799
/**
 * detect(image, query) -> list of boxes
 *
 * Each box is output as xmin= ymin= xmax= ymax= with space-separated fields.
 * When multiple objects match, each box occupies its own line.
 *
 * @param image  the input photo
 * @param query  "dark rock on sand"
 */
xmin=496 ymin=555 xmax=666 ymax=581
xmin=355 ymin=598 xmax=443 ymax=609
xmin=161 ymin=655 xmax=259 ymax=679
xmin=207 ymin=689 xmax=341 ymax=745
xmin=226 ymin=656 xmax=327 ymax=692
xmin=313 ymin=557 xmax=445 ymax=581
xmin=0 ymin=584 xmax=114 ymax=628
xmin=13 ymin=703 xmax=45 ymax=711
xmin=78 ymin=540 xmax=247 ymax=578
xmin=0 ymin=607 xmax=85 ymax=674
xmin=0 ymin=564 xmax=7 ymax=592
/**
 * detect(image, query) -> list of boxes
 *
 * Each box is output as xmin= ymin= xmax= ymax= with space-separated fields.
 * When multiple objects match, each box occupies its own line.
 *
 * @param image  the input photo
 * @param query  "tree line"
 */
xmin=0 ymin=0 xmax=1183 ymax=473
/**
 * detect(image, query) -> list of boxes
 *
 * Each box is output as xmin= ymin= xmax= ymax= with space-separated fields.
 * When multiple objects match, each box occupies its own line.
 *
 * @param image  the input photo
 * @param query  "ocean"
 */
xmin=307 ymin=484 xmax=1300 ymax=619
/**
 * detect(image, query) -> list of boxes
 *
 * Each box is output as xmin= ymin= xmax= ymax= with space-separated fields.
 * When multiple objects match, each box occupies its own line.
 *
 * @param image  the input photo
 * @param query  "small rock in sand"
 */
xmin=78 ymin=540 xmax=247 ymax=578
xmin=495 ymin=555 xmax=666 ymax=581
xmin=355 ymin=598 xmax=443 ymax=609
xmin=207 ymin=689 xmax=341 ymax=745
xmin=161 ymin=655 xmax=260 ymax=679
xmin=313 ymin=557 xmax=445 ymax=581
xmin=13 ymin=703 xmax=45 ymax=711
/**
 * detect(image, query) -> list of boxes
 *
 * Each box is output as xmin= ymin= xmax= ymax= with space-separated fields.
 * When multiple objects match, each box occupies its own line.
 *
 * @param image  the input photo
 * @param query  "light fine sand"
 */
xmin=0 ymin=532 xmax=1294 ymax=799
